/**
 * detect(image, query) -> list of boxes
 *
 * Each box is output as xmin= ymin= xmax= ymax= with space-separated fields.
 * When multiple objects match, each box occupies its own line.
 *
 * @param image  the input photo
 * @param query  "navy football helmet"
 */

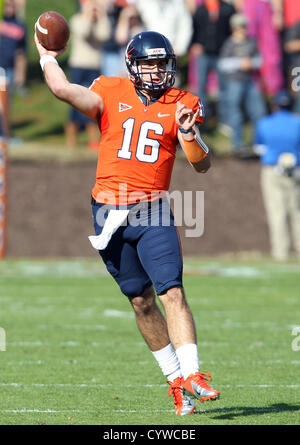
xmin=125 ymin=31 xmax=177 ymax=93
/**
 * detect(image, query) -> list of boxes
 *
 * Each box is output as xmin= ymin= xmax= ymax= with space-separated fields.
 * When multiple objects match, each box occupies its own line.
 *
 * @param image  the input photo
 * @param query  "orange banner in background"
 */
xmin=0 ymin=77 xmax=8 ymax=258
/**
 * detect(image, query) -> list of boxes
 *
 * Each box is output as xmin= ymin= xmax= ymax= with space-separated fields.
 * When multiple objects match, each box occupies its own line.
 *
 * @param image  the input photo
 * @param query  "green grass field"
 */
xmin=0 ymin=257 xmax=299 ymax=425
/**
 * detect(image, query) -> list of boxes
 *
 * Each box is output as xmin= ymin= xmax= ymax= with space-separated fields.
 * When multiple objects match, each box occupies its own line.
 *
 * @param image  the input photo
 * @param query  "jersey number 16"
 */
xmin=117 ymin=118 xmax=164 ymax=164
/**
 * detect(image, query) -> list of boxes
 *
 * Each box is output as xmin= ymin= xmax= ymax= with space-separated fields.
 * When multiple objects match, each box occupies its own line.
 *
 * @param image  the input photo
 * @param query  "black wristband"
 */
xmin=178 ymin=127 xmax=195 ymax=134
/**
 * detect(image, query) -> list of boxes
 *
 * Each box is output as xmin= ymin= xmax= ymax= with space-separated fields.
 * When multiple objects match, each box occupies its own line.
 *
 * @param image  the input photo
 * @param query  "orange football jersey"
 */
xmin=90 ymin=76 xmax=204 ymax=205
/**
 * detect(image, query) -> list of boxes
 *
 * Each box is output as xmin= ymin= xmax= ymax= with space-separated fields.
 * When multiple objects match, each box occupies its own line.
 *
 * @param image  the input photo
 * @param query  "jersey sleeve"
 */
xmin=89 ymin=75 xmax=106 ymax=101
xmin=89 ymin=76 xmax=123 ymax=105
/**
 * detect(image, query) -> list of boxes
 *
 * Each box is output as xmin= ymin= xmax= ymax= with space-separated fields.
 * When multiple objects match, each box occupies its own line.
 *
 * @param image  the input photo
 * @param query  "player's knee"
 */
xmin=159 ymin=286 xmax=185 ymax=307
xmin=130 ymin=287 xmax=156 ymax=316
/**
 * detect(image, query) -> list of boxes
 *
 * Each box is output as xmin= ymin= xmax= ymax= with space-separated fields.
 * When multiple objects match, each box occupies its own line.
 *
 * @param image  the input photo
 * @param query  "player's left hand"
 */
xmin=175 ymin=101 xmax=199 ymax=132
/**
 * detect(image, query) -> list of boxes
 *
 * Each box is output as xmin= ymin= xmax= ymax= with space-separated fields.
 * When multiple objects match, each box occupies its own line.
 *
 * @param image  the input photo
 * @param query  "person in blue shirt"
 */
xmin=254 ymin=90 xmax=300 ymax=260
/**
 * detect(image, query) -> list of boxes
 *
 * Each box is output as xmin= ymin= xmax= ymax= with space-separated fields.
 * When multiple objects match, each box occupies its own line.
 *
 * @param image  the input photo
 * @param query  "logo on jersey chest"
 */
xmin=119 ymin=102 xmax=133 ymax=112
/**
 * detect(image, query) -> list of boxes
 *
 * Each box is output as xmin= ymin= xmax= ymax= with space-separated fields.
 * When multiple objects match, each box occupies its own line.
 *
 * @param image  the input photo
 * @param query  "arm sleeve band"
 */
xmin=182 ymin=135 xmax=210 ymax=163
xmin=40 ymin=55 xmax=58 ymax=71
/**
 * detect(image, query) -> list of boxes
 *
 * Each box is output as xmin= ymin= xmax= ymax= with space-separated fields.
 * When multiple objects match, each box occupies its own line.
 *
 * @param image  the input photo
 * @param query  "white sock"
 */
xmin=175 ymin=343 xmax=200 ymax=380
xmin=151 ymin=343 xmax=182 ymax=382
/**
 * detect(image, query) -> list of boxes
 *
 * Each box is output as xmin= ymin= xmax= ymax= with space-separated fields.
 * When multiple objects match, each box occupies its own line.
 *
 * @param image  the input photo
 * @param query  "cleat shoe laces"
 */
xmin=168 ymin=377 xmax=195 ymax=415
xmin=182 ymin=371 xmax=220 ymax=402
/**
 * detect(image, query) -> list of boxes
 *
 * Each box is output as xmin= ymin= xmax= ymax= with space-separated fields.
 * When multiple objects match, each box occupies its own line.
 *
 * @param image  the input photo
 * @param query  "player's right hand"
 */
xmin=34 ymin=32 xmax=67 ymax=59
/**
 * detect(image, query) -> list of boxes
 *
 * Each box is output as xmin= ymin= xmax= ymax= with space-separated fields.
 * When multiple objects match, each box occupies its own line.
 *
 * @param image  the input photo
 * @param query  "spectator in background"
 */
xmin=280 ymin=0 xmax=300 ymax=31
xmin=0 ymin=0 xmax=27 ymax=139
xmin=186 ymin=0 xmax=235 ymax=9
xmin=186 ymin=0 xmax=236 ymax=99
xmin=101 ymin=0 xmax=123 ymax=77
xmin=190 ymin=0 xmax=235 ymax=128
xmin=14 ymin=0 xmax=26 ymax=19
xmin=185 ymin=0 xmax=207 ymax=94
xmin=254 ymin=91 xmax=300 ymax=261
xmin=185 ymin=0 xmax=200 ymax=15
xmin=66 ymin=0 xmax=111 ymax=149
xmin=115 ymin=4 xmax=144 ymax=77
xmin=234 ymin=0 xmax=284 ymax=98
xmin=284 ymin=20 xmax=300 ymax=114
xmin=135 ymin=0 xmax=193 ymax=58
xmin=134 ymin=0 xmax=193 ymax=87
xmin=219 ymin=13 xmax=266 ymax=154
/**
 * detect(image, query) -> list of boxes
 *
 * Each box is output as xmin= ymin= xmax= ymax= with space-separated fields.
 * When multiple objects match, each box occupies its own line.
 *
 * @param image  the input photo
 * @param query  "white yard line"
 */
xmin=0 ymin=383 xmax=299 ymax=388
xmin=3 ymin=407 xmax=300 ymax=415
xmin=1 ymin=259 xmax=299 ymax=280
xmin=103 ymin=309 xmax=135 ymax=320
xmin=113 ymin=407 xmax=300 ymax=414
xmin=1 ymin=409 xmax=93 ymax=413
xmin=37 ymin=324 xmax=107 ymax=331
xmin=7 ymin=340 xmax=146 ymax=347
xmin=1 ymin=359 xmax=300 ymax=367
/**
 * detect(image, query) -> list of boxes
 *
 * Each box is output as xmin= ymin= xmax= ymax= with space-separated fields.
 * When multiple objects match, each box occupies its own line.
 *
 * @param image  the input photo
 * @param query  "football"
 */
xmin=35 ymin=11 xmax=70 ymax=51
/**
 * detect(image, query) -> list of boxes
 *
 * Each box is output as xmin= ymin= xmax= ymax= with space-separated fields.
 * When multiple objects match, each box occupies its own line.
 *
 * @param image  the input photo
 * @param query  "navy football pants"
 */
xmin=91 ymin=198 xmax=183 ymax=298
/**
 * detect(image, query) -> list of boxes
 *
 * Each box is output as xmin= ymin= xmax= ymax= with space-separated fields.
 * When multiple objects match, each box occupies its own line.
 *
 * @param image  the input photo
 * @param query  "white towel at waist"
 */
xmin=88 ymin=209 xmax=129 ymax=250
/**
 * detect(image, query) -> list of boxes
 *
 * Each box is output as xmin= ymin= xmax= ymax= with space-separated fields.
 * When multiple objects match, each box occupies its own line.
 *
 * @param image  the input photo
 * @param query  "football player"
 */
xmin=35 ymin=30 xmax=220 ymax=415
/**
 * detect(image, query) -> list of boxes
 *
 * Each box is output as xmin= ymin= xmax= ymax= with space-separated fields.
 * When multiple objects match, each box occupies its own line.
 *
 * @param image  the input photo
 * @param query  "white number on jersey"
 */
xmin=118 ymin=119 xmax=164 ymax=164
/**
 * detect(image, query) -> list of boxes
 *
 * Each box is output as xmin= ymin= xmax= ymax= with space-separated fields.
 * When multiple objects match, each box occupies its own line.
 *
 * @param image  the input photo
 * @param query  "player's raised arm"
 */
xmin=176 ymin=102 xmax=211 ymax=173
xmin=34 ymin=33 xmax=103 ymax=121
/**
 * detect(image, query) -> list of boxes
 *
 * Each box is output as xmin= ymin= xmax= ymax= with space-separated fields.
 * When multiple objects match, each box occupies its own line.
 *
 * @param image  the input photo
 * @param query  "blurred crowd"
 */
xmin=1 ymin=0 xmax=300 ymax=260
xmin=2 ymin=0 xmax=300 ymax=149
xmin=65 ymin=0 xmax=300 ymax=155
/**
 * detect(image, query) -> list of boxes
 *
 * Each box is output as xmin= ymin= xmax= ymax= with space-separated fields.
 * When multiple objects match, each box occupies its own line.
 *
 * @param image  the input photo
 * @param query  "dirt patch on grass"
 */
xmin=6 ymin=156 xmax=269 ymax=257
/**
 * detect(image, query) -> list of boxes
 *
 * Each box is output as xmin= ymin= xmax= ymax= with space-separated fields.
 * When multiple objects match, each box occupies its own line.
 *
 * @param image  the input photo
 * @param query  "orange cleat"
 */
xmin=182 ymin=371 xmax=220 ymax=402
xmin=168 ymin=377 xmax=195 ymax=415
